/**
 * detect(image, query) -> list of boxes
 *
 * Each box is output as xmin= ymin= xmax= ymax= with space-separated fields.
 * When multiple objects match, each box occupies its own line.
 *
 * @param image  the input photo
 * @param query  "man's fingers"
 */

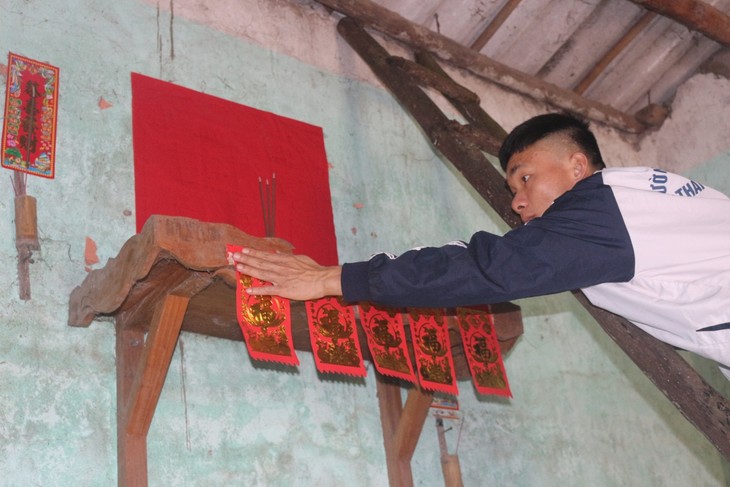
xmin=239 ymin=248 xmax=292 ymax=264
xmin=245 ymin=283 xmax=279 ymax=296
xmin=234 ymin=249 xmax=293 ymax=271
xmin=228 ymin=248 xmax=335 ymax=301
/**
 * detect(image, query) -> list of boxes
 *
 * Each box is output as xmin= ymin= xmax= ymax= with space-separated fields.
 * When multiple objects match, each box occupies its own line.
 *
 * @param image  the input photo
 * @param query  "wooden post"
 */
xmin=376 ymin=375 xmax=434 ymax=487
xmin=116 ymin=325 xmax=147 ymax=487
xmin=116 ymin=294 xmax=189 ymax=486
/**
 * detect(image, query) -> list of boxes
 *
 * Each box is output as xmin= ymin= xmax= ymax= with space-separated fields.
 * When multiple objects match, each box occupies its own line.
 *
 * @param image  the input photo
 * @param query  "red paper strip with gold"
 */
xmin=456 ymin=306 xmax=512 ymax=397
xmin=1 ymin=53 xmax=60 ymax=179
xmin=226 ymin=244 xmax=298 ymax=366
xmin=305 ymin=297 xmax=366 ymax=377
xmin=407 ymin=308 xmax=458 ymax=395
xmin=358 ymin=303 xmax=416 ymax=384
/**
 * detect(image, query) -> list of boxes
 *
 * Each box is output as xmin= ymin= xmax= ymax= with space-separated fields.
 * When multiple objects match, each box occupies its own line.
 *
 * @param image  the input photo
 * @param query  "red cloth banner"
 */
xmin=131 ymin=73 xmax=338 ymax=266
xmin=227 ymin=244 xmax=298 ymax=366
xmin=358 ymin=303 xmax=416 ymax=384
xmin=407 ymin=308 xmax=458 ymax=395
xmin=456 ymin=306 xmax=512 ymax=397
xmin=305 ymin=297 xmax=366 ymax=377
xmin=2 ymin=53 xmax=59 ymax=179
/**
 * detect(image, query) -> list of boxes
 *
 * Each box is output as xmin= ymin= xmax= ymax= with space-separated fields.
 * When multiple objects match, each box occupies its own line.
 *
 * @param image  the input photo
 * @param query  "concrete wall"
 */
xmin=1 ymin=0 xmax=729 ymax=485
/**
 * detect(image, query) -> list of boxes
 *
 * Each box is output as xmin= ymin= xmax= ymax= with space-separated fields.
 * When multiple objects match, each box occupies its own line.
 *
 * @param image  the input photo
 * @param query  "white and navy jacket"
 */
xmin=342 ymin=167 xmax=730 ymax=376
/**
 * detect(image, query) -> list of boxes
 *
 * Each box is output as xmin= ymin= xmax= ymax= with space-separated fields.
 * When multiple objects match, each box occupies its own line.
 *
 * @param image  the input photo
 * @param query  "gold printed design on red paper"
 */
xmin=239 ymin=274 xmax=293 ymax=357
xmin=228 ymin=244 xmax=298 ymax=366
xmin=306 ymin=297 xmax=365 ymax=376
xmin=408 ymin=308 xmax=458 ymax=395
xmin=456 ymin=306 xmax=511 ymax=397
xmin=358 ymin=303 xmax=416 ymax=384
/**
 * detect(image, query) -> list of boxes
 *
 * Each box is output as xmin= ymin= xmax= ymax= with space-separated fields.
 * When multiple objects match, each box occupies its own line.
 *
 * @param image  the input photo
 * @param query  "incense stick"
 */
xmin=271 ymin=173 xmax=276 ymax=237
xmin=258 ymin=177 xmax=269 ymax=237
xmin=258 ymin=174 xmax=277 ymax=237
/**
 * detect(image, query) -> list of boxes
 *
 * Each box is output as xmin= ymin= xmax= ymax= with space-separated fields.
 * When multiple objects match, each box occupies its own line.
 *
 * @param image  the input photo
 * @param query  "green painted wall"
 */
xmin=0 ymin=1 xmax=728 ymax=485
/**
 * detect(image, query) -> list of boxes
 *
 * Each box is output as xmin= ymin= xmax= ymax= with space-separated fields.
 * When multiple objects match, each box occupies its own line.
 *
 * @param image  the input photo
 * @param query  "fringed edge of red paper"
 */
xmin=227 ymin=244 xmax=299 ymax=367
xmin=407 ymin=308 xmax=459 ymax=396
xmin=305 ymin=297 xmax=366 ymax=377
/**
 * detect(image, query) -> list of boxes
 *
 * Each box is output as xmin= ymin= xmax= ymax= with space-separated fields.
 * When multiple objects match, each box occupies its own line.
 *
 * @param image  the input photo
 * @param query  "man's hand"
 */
xmin=231 ymin=248 xmax=343 ymax=301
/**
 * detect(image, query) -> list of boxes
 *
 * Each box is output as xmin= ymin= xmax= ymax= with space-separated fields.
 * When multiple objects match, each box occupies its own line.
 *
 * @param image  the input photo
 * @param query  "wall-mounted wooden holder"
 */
xmin=15 ymin=194 xmax=40 ymax=300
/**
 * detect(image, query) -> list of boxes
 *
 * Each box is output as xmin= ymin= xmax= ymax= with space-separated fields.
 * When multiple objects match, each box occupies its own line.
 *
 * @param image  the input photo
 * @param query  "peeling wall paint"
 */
xmin=0 ymin=0 xmax=729 ymax=486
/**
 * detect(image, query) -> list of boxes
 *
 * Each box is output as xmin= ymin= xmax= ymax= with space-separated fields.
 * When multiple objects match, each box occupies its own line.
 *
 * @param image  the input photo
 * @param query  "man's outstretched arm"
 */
xmin=232 ymin=248 xmax=342 ymax=301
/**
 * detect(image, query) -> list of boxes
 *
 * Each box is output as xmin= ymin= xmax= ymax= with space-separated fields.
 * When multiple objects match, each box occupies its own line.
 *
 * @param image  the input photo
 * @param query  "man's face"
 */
xmin=505 ymin=138 xmax=585 ymax=224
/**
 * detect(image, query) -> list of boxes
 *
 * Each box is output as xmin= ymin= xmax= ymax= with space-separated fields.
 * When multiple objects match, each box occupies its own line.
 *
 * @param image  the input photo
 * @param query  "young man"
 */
xmin=233 ymin=113 xmax=730 ymax=378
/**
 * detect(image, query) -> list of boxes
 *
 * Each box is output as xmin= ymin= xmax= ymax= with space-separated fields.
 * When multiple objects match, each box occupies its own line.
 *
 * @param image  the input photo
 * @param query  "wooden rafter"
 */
xmin=629 ymin=0 xmax=730 ymax=47
xmin=469 ymin=0 xmax=522 ymax=52
xmin=314 ymin=0 xmax=648 ymax=133
xmin=574 ymin=11 xmax=658 ymax=95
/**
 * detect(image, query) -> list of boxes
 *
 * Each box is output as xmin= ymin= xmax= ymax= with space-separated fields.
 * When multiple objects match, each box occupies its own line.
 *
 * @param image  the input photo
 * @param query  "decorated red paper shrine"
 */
xmin=1 ymin=52 xmax=59 ymax=179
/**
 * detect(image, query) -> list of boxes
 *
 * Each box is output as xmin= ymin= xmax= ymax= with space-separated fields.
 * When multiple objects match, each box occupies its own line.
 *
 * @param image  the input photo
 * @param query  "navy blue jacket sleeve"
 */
xmin=341 ymin=174 xmax=635 ymax=308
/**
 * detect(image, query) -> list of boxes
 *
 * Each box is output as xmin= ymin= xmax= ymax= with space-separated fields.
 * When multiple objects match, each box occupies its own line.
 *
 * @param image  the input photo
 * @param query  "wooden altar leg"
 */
xmin=376 ymin=376 xmax=433 ymax=487
xmin=116 ymin=294 xmax=189 ymax=487
xmin=116 ymin=325 xmax=146 ymax=487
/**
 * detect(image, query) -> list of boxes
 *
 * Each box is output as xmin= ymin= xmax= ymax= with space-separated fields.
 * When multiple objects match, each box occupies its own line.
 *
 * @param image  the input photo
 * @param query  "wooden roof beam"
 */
xmin=574 ymin=11 xmax=657 ymax=95
xmin=469 ymin=0 xmax=522 ymax=52
xmin=629 ymin=0 xmax=730 ymax=47
xmin=314 ymin=0 xmax=648 ymax=133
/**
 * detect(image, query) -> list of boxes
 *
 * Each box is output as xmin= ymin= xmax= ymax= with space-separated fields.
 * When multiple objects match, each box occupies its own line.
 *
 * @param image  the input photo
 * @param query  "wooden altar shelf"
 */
xmin=68 ymin=215 xmax=523 ymax=487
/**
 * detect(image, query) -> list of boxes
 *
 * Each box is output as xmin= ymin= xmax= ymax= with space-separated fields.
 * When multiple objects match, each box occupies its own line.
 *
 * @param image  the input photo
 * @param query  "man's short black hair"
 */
xmin=498 ymin=112 xmax=606 ymax=171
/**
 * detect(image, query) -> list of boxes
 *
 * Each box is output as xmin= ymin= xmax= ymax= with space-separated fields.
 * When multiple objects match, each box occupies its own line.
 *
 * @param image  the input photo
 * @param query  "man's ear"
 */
xmin=569 ymin=152 xmax=590 ymax=181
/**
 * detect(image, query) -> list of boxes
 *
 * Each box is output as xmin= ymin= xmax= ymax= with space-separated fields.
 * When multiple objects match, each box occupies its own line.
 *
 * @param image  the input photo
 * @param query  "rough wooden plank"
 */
xmin=68 ymin=215 xmax=292 ymax=328
xmin=337 ymin=16 xmax=730 ymax=461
